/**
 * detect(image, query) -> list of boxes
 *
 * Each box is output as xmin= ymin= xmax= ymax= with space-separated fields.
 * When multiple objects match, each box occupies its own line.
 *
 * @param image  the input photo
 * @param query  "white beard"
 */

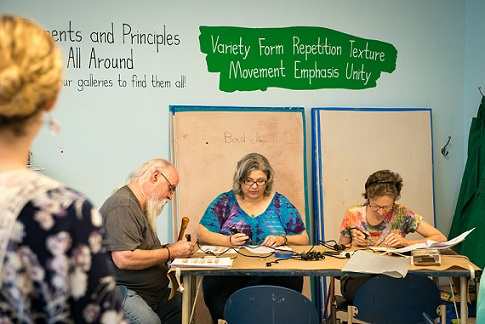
xmin=145 ymin=198 xmax=168 ymax=234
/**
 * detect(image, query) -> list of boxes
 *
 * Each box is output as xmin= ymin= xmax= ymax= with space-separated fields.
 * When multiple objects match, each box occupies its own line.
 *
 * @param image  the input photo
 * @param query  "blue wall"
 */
xmin=1 ymin=0 xmax=481 ymax=243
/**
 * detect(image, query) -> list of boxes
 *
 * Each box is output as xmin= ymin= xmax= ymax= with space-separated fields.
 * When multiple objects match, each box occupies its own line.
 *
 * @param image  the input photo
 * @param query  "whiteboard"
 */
xmin=170 ymin=106 xmax=308 ymax=242
xmin=311 ymin=107 xmax=435 ymax=309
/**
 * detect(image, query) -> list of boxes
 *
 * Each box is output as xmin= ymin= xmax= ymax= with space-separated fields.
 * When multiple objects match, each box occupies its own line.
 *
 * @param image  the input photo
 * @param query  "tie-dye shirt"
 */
xmin=339 ymin=202 xmax=422 ymax=246
xmin=199 ymin=191 xmax=305 ymax=245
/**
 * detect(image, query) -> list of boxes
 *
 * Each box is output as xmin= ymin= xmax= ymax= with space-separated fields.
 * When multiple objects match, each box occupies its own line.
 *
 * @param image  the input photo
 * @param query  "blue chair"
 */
xmin=223 ymin=285 xmax=320 ymax=324
xmin=345 ymin=273 xmax=445 ymax=324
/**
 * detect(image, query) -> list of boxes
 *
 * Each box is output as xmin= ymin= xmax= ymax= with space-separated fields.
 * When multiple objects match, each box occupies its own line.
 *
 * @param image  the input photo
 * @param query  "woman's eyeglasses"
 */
xmin=242 ymin=179 xmax=267 ymax=186
xmin=368 ymin=201 xmax=394 ymax=212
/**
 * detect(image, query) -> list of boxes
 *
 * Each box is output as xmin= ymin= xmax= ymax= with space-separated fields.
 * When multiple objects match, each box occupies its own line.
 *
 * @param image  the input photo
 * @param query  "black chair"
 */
xmin=340 ymin=273 xmax=445 ymax=324
xmin=223 ymin=285 xmax=320 ymax=324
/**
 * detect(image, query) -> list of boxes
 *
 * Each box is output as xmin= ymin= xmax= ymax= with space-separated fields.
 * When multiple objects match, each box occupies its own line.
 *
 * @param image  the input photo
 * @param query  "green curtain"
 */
xmin=448 ymin=96 xmax=485 ymax=268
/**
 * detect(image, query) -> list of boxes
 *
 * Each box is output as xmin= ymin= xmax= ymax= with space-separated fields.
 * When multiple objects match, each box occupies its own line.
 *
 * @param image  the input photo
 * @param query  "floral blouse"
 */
xmin=199 ymin=191 xmax=305 ymax=245
xmin=0 ymin=172 xmax=125 ymax=323
xmin=339 ymin=202 xmax=422 ymax=246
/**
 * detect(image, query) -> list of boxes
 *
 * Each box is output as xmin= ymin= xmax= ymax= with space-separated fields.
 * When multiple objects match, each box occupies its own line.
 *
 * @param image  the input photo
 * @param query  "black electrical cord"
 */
xmin=195 ymin=240 xmax=232 ymax=257
xmin=317 ymin=240 xmax=351 ymax=251
xmin=196 ymin=240 xmax=281 ymax=259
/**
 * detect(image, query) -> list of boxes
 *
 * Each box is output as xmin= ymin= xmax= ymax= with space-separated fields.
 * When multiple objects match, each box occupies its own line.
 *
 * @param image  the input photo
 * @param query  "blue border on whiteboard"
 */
xmin=311 ymin=107 xmax=434 ymax=321
xmin=170 ymin=105 xmax=304 ymax=113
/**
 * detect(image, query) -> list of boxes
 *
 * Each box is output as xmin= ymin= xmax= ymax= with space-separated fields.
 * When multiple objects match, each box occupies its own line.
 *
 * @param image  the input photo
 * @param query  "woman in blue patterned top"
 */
xmin=197 ymin=152 xmax=308 ymax=322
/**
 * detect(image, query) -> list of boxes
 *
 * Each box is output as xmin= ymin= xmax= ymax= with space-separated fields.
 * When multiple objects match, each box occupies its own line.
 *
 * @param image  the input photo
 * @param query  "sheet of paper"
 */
xmin=196 ymin=245 xmax=238 ymax=254
xmin=390 ymin=243 xmax=429 ymax=254
xmin=341 ymin=250 xmax=410 ymax=278
xmin=429 ymin=227 xmax=475 ymax=248
xmin=391 ymin=227 xmax=476 ymax=254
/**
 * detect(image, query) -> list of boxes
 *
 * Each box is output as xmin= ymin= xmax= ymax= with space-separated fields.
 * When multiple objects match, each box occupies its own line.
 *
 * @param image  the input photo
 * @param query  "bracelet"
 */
xmin=280 ymin=234 xmax=288 ymax=245
xmin=229 ymin=235 xmax=234 ymax=246
xmin=166 ymin=246 xmax=171 ymax=261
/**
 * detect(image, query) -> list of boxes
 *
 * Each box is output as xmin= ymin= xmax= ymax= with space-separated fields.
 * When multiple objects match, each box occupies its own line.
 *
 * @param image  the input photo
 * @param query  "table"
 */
xmin=171 ymin=246 xmax=481 ymax=324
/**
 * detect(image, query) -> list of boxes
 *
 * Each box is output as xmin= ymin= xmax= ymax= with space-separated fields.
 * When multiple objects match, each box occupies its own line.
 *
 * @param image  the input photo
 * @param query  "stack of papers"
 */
xmin=171 ymin=257 xmax=234 ymax=268
xmin=392 ymin=227 xmax=475 ymax=254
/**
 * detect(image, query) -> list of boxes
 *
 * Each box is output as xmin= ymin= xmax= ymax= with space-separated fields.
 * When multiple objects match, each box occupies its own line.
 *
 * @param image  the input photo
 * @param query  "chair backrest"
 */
xmin=223 ymin=285 xmax=320 ymax=324
xmin=352 ymin=273 xmax=442 ymax=324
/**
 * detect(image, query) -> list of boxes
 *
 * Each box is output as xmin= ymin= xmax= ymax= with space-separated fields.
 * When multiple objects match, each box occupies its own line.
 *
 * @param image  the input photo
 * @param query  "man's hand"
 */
xmin=168 ymin=240 xmax=195 ymax=258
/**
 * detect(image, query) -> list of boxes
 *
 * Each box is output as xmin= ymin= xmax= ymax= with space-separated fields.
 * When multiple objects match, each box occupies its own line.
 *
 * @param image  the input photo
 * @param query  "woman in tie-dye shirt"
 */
xmin=338 ymin=169 xmax=446 ymax=302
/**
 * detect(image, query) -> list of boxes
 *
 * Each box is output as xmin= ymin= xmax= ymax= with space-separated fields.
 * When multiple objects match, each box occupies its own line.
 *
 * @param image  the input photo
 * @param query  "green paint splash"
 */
xmin=199 ymin=26 xmax=397 ymax=92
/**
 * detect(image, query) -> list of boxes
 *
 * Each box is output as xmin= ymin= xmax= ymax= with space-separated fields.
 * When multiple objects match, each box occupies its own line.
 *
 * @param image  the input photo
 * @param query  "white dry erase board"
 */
xmin=169 ymin=106 xmax=308 ymax=242
xmin=311 ymin=107 xmax=435 ymax=307
xmin=312 ymin=108 xmax=435 ymax=241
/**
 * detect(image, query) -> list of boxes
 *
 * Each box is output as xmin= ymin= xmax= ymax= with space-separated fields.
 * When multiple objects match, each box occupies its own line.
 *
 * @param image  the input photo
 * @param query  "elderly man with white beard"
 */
xmin=100 ymin=158 xmax=195 ymax=324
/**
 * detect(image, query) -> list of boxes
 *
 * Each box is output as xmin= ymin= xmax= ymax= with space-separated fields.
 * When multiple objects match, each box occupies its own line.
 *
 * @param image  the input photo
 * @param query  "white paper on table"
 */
xmin=342 ymin=250 xmax=410 ymax=278
xmin=391 ymin=227 xmax=476 ymax=254
xmin=197 ymin=245 xmax=238 ymax=254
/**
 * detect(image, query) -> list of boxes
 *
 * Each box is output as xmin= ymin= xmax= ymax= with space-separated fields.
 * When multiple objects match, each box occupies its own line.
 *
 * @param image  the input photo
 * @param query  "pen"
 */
xmin=350 ymin=227 xmax=369 ymax=239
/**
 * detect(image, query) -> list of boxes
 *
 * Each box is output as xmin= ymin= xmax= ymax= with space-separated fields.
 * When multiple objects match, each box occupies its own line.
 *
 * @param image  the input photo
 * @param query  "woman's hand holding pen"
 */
xmin=351 ymin=229 xmax=369 ymax=247
xmin=229 ymin=233 xmax=249 ymax=246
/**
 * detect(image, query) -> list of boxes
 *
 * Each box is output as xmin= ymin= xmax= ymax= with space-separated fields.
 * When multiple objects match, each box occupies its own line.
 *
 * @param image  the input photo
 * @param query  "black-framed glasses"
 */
xmin=368 ymin=201 xmax=394 ymax=212
xmin=160 ymin=172 xmax=175 ymax=194
xmin=242 ymin=179 xmax=267 ymax=187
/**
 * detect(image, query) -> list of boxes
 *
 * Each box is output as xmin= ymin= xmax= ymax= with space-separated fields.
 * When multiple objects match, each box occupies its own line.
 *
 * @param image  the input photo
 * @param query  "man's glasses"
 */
xmin=368 ymin=201 xmax=394 ymax=212
xmin=242 ymin=179 xmax=267 ymax=187
xmin=160 ymin=172 xmax=175 ymax=194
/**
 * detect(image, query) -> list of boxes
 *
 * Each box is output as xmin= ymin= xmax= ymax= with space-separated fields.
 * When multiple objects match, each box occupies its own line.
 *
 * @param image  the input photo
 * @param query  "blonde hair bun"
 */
xmin=0 ymin=15 xmax=62 ymax=120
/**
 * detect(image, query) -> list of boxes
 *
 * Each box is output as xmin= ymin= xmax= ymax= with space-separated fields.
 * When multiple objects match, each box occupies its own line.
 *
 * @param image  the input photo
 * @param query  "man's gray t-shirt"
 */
xmin=100 ymin=185 xmax=169 ymax=307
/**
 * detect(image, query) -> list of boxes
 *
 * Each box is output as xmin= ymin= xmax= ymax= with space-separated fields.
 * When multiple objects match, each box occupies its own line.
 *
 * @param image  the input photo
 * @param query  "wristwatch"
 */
xmin=280 ymin=233 xmax=288 ymax=245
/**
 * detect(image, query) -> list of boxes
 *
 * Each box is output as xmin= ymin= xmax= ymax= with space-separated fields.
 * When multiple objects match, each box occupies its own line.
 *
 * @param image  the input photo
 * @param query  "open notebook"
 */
xmin=171 ymin=257 xmax=235 ymax=268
